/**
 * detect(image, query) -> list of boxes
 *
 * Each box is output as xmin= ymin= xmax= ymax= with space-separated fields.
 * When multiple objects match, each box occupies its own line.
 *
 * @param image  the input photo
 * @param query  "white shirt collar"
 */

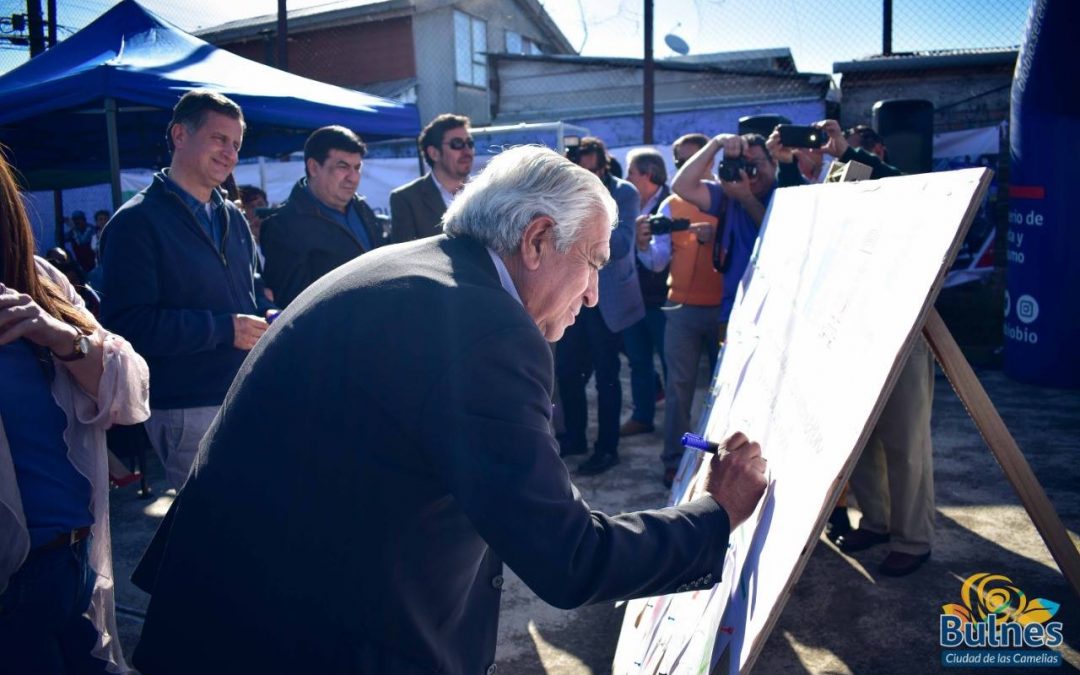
xmin=434 ymin=174 xmax=459 ymax=208
xmin=486 ymin=248 xmax=523 ymax=307
xmin=642 ymin=186 xmax=664 ymax=216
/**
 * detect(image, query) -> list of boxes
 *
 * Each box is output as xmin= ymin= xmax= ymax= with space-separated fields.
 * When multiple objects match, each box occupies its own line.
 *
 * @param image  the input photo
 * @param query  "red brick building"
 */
xmin=197 ymin=0 xmax=574 ymax=126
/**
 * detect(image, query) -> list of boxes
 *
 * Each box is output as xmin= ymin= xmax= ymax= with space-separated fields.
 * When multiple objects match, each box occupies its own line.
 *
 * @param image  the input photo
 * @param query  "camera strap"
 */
xmin=712 ymin=194 xmax=733 ymax=274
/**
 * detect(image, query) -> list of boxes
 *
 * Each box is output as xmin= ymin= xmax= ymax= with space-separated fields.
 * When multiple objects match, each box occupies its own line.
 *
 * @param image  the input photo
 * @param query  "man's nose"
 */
xmin=583 ymin=269 xmax=600 ymax=308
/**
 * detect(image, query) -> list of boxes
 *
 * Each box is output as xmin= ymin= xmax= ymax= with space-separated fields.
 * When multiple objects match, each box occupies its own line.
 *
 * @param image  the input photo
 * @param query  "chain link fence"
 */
xmin=1 ymin=1 xmax=1029 ymax=139
xmin=5 ymin=0 xmax=1031 ymax=350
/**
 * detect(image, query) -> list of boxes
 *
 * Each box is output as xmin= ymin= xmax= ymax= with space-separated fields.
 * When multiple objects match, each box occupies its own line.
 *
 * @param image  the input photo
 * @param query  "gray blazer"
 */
xmin=597 ymin=174 xmax=646 ymax=333
xmin=389 ymin=172 xmax=446 ymax=243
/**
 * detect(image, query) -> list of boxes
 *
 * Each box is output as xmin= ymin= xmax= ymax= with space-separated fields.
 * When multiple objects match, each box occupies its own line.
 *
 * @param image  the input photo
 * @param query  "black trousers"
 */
xmin=555 ymin=306 xmax=622 ymax=456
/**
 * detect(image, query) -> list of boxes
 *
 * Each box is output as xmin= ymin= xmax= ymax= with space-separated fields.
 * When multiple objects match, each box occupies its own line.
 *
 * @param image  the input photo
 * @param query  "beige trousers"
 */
xmin=850 ymin=338 xmax=936 ymax=555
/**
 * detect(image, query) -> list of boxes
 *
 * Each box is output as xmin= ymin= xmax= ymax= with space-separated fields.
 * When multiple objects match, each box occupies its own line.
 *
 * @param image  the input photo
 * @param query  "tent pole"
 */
xmin=53 ymin=190 xmax=64 ymax=246
xmin=105 ymin=97 xmax=122 ymax=211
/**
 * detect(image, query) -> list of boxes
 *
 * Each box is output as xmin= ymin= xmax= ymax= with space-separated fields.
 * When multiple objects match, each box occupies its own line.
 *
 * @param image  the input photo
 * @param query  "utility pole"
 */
xmin=46 ymin=0 xmax=56 ymax=46
xmin=643 ymin=0 xmax=654 ymax=144
xmin=883 ymin=0 xmax=893 ymax=55
xmin=26 ymin=0 xmax=44 ymax=56
xmin=277 ymin=0 xmax=288 ymax=69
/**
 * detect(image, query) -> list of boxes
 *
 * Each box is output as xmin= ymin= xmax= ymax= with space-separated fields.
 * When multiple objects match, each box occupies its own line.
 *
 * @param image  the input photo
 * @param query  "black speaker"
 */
xmin=738 ymin=114 xmax=791 ymax=138
xmin=871 ymin=99 xmax=934 ymax=174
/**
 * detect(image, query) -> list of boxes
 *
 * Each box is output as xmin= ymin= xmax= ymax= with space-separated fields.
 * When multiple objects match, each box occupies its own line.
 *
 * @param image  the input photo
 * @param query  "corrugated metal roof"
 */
xmin=196 ymin=0 xmax=409 ymax=42
xmin=834 ymin=47 xmax=1018 ymax=74
xmin=494 ymin=53 xmax=830 ymax=81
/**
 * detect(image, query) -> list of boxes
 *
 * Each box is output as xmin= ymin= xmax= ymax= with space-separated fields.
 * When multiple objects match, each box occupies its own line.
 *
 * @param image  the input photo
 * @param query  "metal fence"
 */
xmin=4 ymin=0 xmax=1030 ymax=310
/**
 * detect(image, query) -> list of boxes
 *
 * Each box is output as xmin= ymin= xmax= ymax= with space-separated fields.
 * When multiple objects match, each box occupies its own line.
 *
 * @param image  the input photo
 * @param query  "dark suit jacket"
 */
xmin=597 ymin=174 xmax=645 ymax=332
xmin=637 ymin=183 xmax=672 ymax=307
xmin=260 ymin=179 xmax=386 ymax=307
xmin=131 ymin=235 xmax=730 ymax=675
xmin=389 ymin=172 xmax=446 ymax=243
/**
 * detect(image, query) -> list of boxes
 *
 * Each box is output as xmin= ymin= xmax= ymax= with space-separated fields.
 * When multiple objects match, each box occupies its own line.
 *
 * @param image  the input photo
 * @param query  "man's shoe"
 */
xmin=619 ymin=419 xmax=654 ymax=437
xmin=662 ymin=467 xmax=677 ymax=489
xmin=826 ymin=507 xmax=852 ymax=542
xmin=577 ymin=453 xmax=620 ymax=476
xmin=879 ymin=551 xmax=930 ymax=577
xmin=836 ymin=528 xmax=889 ymax=553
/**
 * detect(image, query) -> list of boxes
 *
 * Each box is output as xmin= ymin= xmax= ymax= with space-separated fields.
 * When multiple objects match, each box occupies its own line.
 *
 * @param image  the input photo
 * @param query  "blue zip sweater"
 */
xmin=100 ymin=172 xmax=258 ymax=409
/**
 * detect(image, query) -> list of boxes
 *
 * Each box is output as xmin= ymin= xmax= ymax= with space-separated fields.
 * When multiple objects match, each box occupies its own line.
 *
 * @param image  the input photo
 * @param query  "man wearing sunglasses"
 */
xmin=391 ymin=114 xmax=475 ymax=243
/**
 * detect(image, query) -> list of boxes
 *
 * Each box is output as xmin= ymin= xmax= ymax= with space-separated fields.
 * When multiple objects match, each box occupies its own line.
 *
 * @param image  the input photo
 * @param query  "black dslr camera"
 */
xmin=646 ymin=214 xmax=691 ymax=235
xmin=718 ymin=156 xmax=757 ymax=182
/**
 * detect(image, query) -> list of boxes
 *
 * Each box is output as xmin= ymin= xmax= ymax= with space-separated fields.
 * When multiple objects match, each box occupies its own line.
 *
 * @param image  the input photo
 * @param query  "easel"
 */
xmin=922 ymin=308 xmax=1080 ymax=600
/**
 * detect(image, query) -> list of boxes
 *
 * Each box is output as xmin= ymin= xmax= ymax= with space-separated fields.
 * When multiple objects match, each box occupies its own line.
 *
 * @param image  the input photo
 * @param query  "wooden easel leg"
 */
xmin=922 ymin=307 xmax=1080 ymax=600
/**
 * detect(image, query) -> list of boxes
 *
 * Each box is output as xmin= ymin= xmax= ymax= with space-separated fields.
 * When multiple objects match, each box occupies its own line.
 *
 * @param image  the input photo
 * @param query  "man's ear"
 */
xmin=424 ymin=145 xmax=440 ymax=166
xmin=519 ymin=215 xmax=556 ymax=271
xmin=305 ymin=157 xmax=319 ymax=178
xmin=170 ymin=123 xmax=186 ymax=152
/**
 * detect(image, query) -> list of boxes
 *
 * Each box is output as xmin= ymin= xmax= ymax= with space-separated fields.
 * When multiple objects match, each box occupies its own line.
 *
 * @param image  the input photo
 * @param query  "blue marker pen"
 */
xmin=681 ymin=432 xmax=721 ymax=454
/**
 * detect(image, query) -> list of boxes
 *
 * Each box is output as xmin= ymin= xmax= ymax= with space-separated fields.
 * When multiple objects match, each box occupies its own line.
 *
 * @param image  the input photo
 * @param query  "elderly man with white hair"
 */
xmin=130 ymin=146 xmax=767 ymax=675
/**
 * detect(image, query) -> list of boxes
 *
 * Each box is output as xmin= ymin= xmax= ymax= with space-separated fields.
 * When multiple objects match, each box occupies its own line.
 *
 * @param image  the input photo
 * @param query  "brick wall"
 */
xmin=839 ymin=64 xmax=1014 ymax=132
xmin=218 ymin=16 xmax=416 ymax=89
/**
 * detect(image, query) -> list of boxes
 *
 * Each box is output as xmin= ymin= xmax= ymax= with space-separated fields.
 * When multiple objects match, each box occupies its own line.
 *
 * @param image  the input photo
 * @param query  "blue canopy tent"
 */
xmin=0 ymin=0 xmax=419 ymax=211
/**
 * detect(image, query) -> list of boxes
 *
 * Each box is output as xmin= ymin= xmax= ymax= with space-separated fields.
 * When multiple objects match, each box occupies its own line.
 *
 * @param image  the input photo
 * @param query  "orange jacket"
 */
xmin=663 ymin=195 xmax=723 ymax=306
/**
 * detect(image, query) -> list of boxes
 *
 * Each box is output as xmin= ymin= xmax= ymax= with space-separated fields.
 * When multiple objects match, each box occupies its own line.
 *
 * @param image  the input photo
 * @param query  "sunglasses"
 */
xmin=444 ymin=137 xmax=476 ymax=150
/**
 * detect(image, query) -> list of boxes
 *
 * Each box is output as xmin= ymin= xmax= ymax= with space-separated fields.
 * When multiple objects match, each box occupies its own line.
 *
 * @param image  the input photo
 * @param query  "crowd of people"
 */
xmin=0 ymin=86 xmax=936 ymax=673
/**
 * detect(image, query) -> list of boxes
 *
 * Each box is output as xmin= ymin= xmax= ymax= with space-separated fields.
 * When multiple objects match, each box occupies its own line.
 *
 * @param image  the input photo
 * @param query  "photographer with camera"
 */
xmin=672 ymin=132 xmax=777 ymax=329
xmin=619 ymin=148 xmax=672 ymax=438
xmin=636 ymin=134 xmax=725 ymax=487
xmin=557 ymin=137 xmax=644 ymax=476
xmin=767 ymin=120 xmax=901 ymax=187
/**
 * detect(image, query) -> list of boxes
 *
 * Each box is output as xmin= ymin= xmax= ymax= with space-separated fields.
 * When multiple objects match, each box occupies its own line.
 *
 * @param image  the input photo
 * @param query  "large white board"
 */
xmin=614 ymin=168 xmax=992 ymax=674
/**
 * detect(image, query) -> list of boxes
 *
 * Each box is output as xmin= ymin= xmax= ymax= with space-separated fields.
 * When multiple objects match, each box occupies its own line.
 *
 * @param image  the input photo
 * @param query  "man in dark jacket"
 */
xmin=99 ymin=90 xmax=267 ymax=490
xmin=131 ymin=146 xmax=767 ymax=675
xmin=260 ymin=126 xmax=386 ymax=307
xmin=389 ymin=113 xmax=474 ymax=243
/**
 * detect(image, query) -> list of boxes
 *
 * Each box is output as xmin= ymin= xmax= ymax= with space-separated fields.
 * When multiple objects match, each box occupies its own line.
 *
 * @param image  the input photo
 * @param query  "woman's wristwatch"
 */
xmin=54 ymin=329 xmax=91 ymax=362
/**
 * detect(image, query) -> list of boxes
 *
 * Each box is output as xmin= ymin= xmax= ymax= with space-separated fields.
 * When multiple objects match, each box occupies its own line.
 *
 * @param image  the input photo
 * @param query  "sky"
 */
xmin=0 ymin=0 xmax=1032 ymax=76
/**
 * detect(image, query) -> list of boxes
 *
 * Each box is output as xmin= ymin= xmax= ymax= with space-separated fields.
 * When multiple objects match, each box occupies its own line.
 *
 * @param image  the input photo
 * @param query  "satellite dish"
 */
xmin=664 ymin=33 xmax=690 ymax=55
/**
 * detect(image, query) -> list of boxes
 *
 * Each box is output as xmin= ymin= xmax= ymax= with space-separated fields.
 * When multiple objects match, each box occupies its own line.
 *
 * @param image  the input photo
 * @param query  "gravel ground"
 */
xmin=108 ymin=357 xmax=1080 ymax=674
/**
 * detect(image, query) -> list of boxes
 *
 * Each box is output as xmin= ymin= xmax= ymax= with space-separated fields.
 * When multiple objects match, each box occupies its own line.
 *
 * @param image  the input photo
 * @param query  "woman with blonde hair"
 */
xmin=0 ymin=149 xmax=149 ymax=674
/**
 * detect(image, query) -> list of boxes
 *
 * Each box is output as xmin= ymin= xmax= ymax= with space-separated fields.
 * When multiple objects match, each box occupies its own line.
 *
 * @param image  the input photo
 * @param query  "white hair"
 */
xmin=442 ymin=145 xmax=617 ymax=256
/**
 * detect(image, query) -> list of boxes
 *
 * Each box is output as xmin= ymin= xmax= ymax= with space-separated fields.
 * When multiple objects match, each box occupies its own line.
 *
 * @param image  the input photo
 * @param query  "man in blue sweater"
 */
xmin=100 ymin=90 xmax=267 ymax=489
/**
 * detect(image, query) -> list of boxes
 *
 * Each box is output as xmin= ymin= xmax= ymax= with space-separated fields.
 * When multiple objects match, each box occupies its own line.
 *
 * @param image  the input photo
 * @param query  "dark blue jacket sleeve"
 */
xmin=420 ymin=323 xmax=730 ymax=610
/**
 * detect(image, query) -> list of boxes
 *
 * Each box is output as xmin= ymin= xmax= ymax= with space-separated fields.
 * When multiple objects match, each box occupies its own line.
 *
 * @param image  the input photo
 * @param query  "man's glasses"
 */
xmin=444 ymin=137 xmax=476 ymax=150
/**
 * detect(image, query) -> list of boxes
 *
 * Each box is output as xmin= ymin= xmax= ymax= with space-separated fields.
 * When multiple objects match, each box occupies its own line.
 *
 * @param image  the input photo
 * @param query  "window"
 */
xmin=505 ymin=30 xmax=522 ymax=54
xmin=506 ymin=30 xmax=543 ymax=56
xmin=454 ymin=11 xmax=487 ymax=87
